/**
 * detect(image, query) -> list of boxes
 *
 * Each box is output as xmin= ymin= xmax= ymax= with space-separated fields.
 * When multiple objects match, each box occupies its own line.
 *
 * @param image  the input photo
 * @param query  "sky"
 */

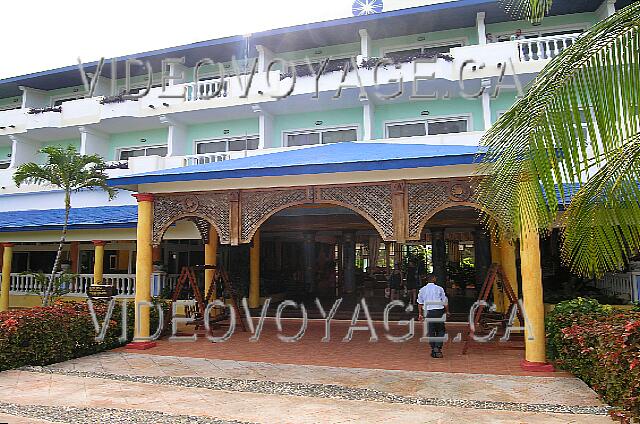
xmin=0 ymin=0 xmax=455 ymax=80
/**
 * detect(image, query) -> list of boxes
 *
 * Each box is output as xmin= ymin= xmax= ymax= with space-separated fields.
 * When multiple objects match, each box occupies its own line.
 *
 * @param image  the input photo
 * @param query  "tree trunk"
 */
xmin=43 ymin=191 xmax=71 ymax=306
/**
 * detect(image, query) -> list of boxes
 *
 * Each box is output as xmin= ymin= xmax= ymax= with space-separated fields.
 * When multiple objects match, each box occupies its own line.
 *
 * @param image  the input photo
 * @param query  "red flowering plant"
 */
xmin=546 ymin=298 xmax=640 ymax=418
xmin=0 ymin=301 xmax=123 ymax=371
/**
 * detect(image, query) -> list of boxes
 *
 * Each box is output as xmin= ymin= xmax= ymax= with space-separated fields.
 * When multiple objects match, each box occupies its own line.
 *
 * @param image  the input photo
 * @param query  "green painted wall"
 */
xmin=372 ymin=27 xmax=477 ymax=57
xmin=278 ymin=42 xmax=360 ymax=68
xmin=0 ymin=145 xmax=12 ymax=163
xmin=36 ymin=139 xmax=82 ymax=164
xmin=108 ymin=128 xmax=168 ymax=160
xmin=272 ymin=108 xmax=363 ymax=148
xmin=0 ymin=96 xmax=21 ymax=110
xmin=486 ymin=12 xmax=597 ymax=38
xmin=186 ymin=118 xmax=259 ymax=154
xmin=373 ymin=98 xmax=484 ymax=138
xmin=490 ymin=90 xmax=520 ymax=123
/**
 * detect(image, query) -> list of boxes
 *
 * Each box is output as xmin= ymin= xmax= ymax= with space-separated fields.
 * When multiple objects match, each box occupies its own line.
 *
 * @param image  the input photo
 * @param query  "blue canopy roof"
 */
xmin=0 ymin=205 xmax=137 ymax=232
xmin=108 ymin=142 xmax=482 ymax=188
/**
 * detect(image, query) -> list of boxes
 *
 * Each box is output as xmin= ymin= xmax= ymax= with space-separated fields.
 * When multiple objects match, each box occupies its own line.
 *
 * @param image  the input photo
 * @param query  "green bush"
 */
xmin=546 ymin=298 xmax=640 ymax=417
xmin=545 ymin=297 xmax=613 ymax=360
xmin=0 ymin=299 xmax=168 ymax=371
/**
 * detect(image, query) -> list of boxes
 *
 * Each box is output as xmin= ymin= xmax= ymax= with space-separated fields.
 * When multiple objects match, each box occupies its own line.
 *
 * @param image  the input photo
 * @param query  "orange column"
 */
xmin=70 ymin=242 xmax=79 ymax=273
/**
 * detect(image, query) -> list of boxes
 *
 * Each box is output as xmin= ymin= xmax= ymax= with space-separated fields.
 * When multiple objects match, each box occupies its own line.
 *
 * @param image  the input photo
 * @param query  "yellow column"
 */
xmin=92 ymin=240 xmax=106 ymax=284
xmin=204 ymin=225 xmax=218 ymax=298
xmin=490 ymin=240 xmax=505 ymax=313
xmin=500 ymin=240 xmax=519 ymax=301
xmin=249 ymin=229 xmax=261 ymax=308
xmin=520 ymin=227 xmax=549 ymax=368
xmin=1 ymin=243 xmax=13 ymax=312
xmin=133 ymin=193 xmax=154 ymax=343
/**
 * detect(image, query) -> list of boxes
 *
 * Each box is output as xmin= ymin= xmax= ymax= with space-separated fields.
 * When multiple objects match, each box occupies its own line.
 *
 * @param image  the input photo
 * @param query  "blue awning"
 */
xmin=108 ymin=142 xmax=483 ymax=188
xmin=0 ymin=205 xmax=138 ymax=232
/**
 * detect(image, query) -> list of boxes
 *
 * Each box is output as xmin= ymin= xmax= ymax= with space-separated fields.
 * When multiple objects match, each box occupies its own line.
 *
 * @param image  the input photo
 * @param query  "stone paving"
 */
xmin=0 ymin=351 xmax=610 ymax=423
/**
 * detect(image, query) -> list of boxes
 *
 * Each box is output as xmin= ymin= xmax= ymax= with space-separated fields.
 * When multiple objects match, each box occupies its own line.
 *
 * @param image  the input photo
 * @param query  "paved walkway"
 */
xmin=119 ymin=319 xmax=563 ymax=377
xmin=0 ymin=351 xmax=609 ymax=423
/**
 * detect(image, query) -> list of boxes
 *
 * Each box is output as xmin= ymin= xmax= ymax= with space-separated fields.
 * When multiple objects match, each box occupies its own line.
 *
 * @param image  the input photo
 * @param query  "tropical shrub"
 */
xmin=546 ymin=298 xmax=640 ymax=417
xmin=0 ymin=300 xmax=167 ymax=371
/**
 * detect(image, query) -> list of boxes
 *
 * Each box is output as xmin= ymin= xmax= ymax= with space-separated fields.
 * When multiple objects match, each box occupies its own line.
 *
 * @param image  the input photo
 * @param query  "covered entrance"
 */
xmin=108 ymin=142 xmax=549 ymax=368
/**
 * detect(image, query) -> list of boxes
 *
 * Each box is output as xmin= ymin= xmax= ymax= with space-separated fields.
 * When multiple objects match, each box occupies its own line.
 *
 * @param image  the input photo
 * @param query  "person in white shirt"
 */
xmin=417 ymin=274 xmax=449 ymax=358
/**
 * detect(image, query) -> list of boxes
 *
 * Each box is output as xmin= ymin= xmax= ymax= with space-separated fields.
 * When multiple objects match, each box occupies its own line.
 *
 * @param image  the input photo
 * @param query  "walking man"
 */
xmin=417 ymin=274 xmax=449 ymax=358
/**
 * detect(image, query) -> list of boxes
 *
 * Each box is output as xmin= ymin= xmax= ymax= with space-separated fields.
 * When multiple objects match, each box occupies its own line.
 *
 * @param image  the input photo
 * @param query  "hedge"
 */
xmin=0 ymin=300 xmax=166 ymax=371
xmin=546 ymin=298 xmax=640 ymax=418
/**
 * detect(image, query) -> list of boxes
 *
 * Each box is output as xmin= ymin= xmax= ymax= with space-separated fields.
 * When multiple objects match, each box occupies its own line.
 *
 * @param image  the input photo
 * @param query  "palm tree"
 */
xmin=476 ymin=1 xmax=640 ymax=278
xmin=13 ymin=145 xmax=115 ymax=305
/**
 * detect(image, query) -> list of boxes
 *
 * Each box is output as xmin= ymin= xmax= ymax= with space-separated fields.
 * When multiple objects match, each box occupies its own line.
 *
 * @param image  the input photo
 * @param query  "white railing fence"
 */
xmin=517 ymin=33 xmax=580 ymax=62
xmin=595 ymin=273 xmax=637 ymax=302
xmin=3 ymin=273 xmax=181 ymax=298
xmin=182 ymin=153 xmax=229 ymax=166
xmin=185 ymin=79 xmax=229 ymax=102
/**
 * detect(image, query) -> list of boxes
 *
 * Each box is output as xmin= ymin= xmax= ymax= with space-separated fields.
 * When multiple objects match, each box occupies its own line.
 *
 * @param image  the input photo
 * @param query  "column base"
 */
xmin=520 ymin=359 xmax=555 ymax=372
xmin=125 ymin=341 xmax=157 ymax=350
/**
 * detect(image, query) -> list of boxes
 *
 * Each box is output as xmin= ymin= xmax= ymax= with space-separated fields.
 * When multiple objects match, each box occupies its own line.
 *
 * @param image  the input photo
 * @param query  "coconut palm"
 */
xmin=13 ymin=145 xmax=115 ymax=305
xmin=476 ymin=2 xmax=640 ymax=278
xmin=498 ymin=0 xmax=553 ymax=24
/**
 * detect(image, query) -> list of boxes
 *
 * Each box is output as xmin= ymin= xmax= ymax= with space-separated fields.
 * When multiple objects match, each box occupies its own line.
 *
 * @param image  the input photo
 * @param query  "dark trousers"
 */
xmin=426 ymin=308 xmax=446 ymax=350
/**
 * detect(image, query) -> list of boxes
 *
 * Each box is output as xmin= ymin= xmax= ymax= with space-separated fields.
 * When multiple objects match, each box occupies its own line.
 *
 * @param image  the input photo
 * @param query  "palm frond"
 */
xmin=476 ymin=3 xmax=640 ymax=275
xmin=560 ymin=133 xmax=640 ymax=277
xmin=497 ymin=0 xmax=553 ymax=24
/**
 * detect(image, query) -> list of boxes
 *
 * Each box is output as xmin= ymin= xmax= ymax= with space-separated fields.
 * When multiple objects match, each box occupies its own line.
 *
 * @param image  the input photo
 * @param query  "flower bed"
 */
xmin=0 ymin=300 xmax=165 ymax=371
xmin=546 ymin=298 xmax=640 ymax=418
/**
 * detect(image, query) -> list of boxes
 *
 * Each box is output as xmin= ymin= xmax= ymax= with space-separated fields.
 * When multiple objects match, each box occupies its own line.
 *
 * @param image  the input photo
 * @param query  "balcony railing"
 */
xmin=184 ymin=79 xmax=229 ymax=102
xmin=182 ymin=152 xmax=230 ymax=166
xmin=517 ymin=33 xmax=580 ymax=62
xmin=594 ymin=272 xmax=639 ymax=303
xmin=4 ymin=273 xmax=180 ymax=298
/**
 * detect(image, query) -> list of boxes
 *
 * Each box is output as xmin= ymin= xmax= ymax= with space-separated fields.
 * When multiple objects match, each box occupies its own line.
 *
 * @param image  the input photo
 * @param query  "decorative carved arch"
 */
xmin=406 ymin=178 xmax=482 ymax=240
xmin=239 ymin=183 xmax=396 ymax=243
xmin=152 ymin=192 xmax=230 ymax=246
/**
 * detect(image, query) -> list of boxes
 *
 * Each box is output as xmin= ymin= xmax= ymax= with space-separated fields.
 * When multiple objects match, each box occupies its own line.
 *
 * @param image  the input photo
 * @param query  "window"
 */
xmin=387 ymin=122 xmax=426 ymax=138
xmin=427 ymin=119 xmax=468 ymax=135
xmin=0 ymin=161 xmax=10 ymax=170
xmin=284 ymin=127 xmax=358 ymax=147
xmin=386 ymin=117 xmax=469 ymax=138
xmin=196 ymin=135 xmax=259 ymax=154
xmin=118 ymin=145 xmax=168 ymax=161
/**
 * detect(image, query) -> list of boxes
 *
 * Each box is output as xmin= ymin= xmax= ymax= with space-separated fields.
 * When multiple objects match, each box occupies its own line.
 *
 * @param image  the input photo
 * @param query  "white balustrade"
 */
xmin=182 ymin=153 xmax=229 ymax=166
xmin=595 ymin=273 xmax=635 ymax=302
xmin=517 ymin=33 xmax=580 ymax=62
xmin=185 ymin=79 xmax=228 ymax=101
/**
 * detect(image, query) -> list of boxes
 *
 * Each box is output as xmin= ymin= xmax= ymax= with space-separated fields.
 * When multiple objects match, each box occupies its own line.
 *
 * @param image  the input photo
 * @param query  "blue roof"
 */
xmin=108 ymin=142 xmax=482 ymax=188
xmin=0 ymin=205 xmax=137 ymax=232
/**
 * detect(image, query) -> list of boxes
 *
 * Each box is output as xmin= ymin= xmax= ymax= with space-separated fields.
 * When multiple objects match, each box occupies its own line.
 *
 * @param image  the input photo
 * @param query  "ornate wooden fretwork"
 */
xmin=406 ymin=178 xmax=478 ymax=240
xmin=316 ymin=183 xmax=394 ymax=240
xmin=152 ymin=192 xmax=230 ymax=246
xmin=149 ymin=178 xmax=480 ymax=245
xmin=240 ymin=188 xmax=312 ymax=243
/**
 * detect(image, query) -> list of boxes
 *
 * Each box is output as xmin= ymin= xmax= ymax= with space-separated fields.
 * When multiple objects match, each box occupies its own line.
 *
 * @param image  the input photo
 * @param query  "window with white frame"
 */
xmin=284 ymin=126 xmax=358 ymax=147
xmin=196 ymin=135 xmax=259 ymax=154
xmin=118 ymin=145 xmax=168 ymax=161
xmin=386 ymin=116 xmax=469 ymax=139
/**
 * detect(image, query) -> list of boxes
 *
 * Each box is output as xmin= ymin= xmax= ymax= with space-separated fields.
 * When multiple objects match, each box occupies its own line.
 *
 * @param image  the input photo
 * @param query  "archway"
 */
xmin=252 ymin=202 xmax=402 ymax=317
xmin=414 ymin=204 xmax=494 ymax=316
